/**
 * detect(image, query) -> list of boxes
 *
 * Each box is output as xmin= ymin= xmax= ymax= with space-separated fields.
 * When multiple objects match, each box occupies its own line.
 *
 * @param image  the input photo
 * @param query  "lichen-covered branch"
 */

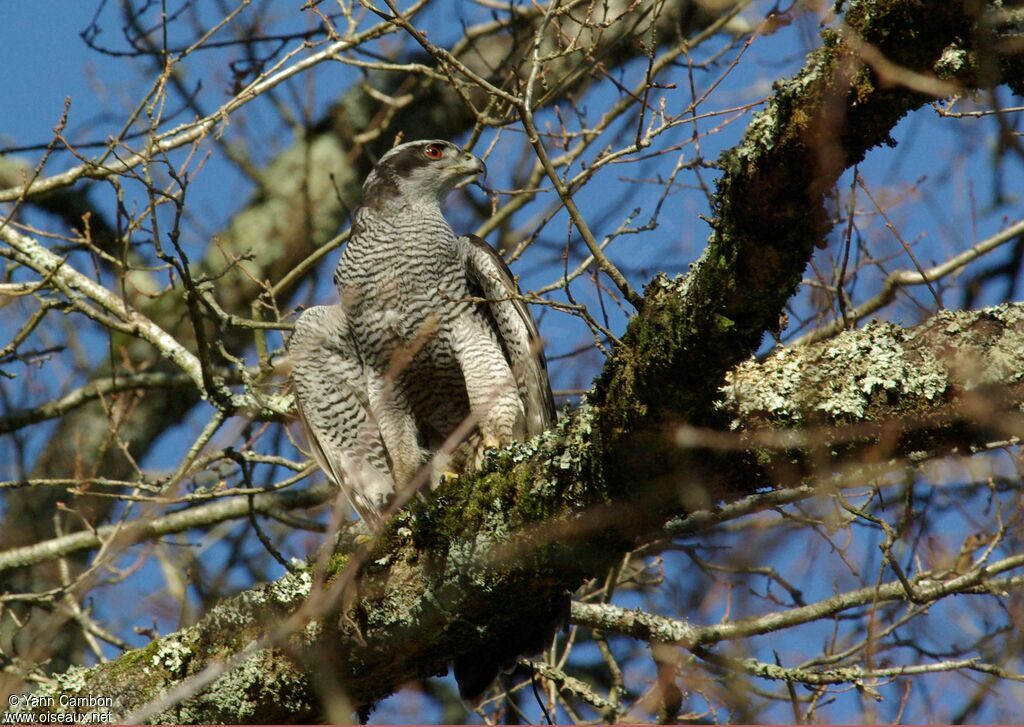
xmin=22 ymin=293 xmax=1024 ymax=719
xmin=593 ymin=0 xmax=981 ymax=431
xmin=585 ymin=0 xmax=1023 ymax=512
xmin=723 ymin=305 xmax=1024 ymax=454
xmin=20 ymin=297 xmax=1024 ymax=720
xmin=13 ymin=0 xmax=1024 ymax=721
xmin=3 ymin=0 xmax=734 ymax=675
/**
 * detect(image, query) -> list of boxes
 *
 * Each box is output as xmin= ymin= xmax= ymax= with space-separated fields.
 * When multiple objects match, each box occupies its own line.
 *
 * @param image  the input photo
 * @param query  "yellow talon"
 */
xmin=353 ymin=533 xmax=375 ymax=547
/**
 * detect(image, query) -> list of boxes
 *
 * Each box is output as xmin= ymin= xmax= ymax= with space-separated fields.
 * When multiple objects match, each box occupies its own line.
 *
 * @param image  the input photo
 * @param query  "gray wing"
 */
xmin=459 ymin=234 xmax=556 ymax=436
xmin=288 ymin=304 xmax=395 ymax=523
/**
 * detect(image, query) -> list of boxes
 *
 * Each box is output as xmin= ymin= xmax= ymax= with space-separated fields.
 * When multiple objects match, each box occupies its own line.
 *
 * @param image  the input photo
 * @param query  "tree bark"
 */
xmin=2 ymin=0 xmax=733 ymax=674
xmin=13 ymin=1 xmax=1024 ymax=718
xmin=19 ymin=296 xmax=1024 ymax=722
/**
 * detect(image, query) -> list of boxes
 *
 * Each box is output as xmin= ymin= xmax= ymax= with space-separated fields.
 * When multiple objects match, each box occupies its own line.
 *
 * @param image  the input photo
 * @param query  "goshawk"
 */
xmin=289 ymin=140 xmax=555 ymax=523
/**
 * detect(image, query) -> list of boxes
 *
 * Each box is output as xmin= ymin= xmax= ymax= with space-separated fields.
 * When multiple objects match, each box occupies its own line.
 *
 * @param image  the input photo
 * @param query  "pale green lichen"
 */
xmin=722 ymin=306 xmax=1024 ymax=427
xmin=303 ymin=619 xmax=323 ymax=641
xmin=17 ymin=666 xmax=118 ymax=718
xmin=205 ymin=595 xmax=258 ymax=631
xmin=722 ymin=320 xmax=949 ymax=425
xmin=53 ymin=665 xmax=90 ymax=693
xmin=152 ymin=648 xmax=313 ymax=724
xmin=935 ymin=44 xmax=971 ymax=78
xmin=153 ymin=639 xmax=191 ymax=676
xmin=269 ymin=567 xmax=312 ymax=605
xmin=720 ymin=345 xmax=806 ymax=426
xmin=816 ymin=321 xmax=947 ymax=419
xmin=24 ymin=667 xmax=85 ymax=716
xmin=922 ymin=307 xmax=1024 ymax=389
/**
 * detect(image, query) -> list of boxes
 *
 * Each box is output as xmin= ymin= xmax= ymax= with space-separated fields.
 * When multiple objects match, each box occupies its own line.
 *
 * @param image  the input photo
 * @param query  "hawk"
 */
xmin=289 ymin=140 xmax=555 ymax=524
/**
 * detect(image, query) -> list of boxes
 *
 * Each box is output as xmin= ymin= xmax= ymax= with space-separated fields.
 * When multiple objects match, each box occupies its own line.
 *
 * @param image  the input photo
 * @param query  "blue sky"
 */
xmin=2 ymin=1 xmax=1024 ymax=722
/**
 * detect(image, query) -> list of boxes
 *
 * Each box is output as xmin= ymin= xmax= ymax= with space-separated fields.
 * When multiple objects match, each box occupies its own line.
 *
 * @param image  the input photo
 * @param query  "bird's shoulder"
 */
xmin=459 ymin=233 xmax=517 ymax=283
xmin=458 ymin=234 xmax=540 ymax=337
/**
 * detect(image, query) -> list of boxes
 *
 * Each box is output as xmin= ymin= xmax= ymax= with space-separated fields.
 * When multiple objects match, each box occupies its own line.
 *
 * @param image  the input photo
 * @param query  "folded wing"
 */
xmin=459 ymin=234 xmax=556 ymax=437
xmin=289 ymin=304 xmax=395 ymax=523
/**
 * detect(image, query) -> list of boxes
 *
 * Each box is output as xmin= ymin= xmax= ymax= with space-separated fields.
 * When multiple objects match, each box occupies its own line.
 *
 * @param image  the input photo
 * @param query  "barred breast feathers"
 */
xmin=289 ymin=139 xmax=554 ymax=528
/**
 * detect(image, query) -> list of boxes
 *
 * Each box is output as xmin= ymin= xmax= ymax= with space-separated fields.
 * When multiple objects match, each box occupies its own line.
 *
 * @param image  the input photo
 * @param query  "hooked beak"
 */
xmin=456 ymin=151 xmax=487 ymax=179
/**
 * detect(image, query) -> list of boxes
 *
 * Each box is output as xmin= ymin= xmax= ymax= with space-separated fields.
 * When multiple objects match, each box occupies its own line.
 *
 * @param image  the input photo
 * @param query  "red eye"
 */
xmin=423 ymin=143 xmax=444 ymax=160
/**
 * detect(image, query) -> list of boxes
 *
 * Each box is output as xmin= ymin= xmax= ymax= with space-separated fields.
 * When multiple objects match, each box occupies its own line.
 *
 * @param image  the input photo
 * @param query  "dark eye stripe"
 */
xmin=368 ymin=143 xmax=451 ymax=188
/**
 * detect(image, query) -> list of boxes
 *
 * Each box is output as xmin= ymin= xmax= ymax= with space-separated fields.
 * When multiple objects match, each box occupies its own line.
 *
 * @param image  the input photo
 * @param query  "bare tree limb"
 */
xmin=9 ymin=0 xmax=1024 ymax=721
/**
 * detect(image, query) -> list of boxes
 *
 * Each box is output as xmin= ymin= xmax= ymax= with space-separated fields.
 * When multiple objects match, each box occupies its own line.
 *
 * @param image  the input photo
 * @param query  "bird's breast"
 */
xmin=336 ymin=222 xmax=470 ymax=367
xmin=340 ymin=270 xmax=469 ymax=362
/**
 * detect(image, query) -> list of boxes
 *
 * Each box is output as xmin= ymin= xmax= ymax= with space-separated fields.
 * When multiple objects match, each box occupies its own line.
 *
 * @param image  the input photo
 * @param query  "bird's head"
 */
xmin=360 ymin=140 xmax=486 ymax=209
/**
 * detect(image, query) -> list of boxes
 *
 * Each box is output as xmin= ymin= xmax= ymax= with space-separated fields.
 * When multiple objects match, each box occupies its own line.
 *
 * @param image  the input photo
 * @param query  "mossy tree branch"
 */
xmin=593 ymin=0 xmax=980 ymax=433
xmin=21 ymin=297 xmax=1024 ymax=721
xmin=14 ymin=0 xmax=1024 ymax=721
xmin=3 ymin=0 xmax=729 ymax=675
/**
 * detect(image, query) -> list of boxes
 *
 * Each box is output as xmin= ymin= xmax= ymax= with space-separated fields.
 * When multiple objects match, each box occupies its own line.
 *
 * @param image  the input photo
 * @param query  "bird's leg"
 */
xmin=452 ymin=355 xmax=525 ymax=471
xmin=466 ymin=379 xmax=524 ymax=469
xmin=450 ymin=320 xmax=526 ymax=455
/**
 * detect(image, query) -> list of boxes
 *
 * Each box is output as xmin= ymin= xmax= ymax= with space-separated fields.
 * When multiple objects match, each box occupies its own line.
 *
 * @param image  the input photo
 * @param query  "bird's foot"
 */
xmin=440 ymin=469 xmax=461 ymax=485
xmin=353 ymin=532 xmax=375 ymax=547
xmin=346 ymin=519 xmax=377 ymax=549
